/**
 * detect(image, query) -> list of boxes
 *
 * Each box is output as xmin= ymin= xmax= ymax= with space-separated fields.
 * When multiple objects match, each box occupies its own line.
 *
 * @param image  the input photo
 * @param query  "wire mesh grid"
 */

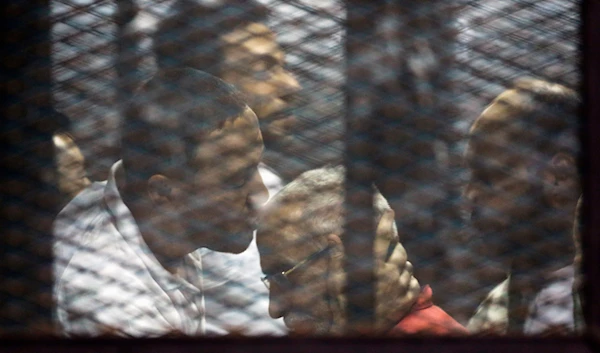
xmin=0 ymin=0 xmax=583 ymax=338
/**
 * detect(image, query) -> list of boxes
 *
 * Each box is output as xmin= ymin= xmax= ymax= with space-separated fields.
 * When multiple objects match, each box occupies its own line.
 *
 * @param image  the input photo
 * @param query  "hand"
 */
xmin=373 ymin=210 xmax=421 ymax=332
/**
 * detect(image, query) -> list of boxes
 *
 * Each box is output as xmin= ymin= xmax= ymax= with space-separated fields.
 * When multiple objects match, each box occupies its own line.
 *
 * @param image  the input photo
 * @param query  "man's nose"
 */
xmin=247 ymin=168 xmax=269 ymax=211
xmin=276 ymin=69 xmax=301 ymax=96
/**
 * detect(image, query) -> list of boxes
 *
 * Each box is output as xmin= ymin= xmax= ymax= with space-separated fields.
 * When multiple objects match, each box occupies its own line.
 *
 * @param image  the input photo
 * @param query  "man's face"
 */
xmin=220 ymin=22 xmax=301 ymax=143
xmin=464 ymin=90 xmax=536 ymax=236
xmin=256 ymin=201 xmax=345 ymax=335
xmin=174 ymin=107 xmax=268 ymax=254
xmin=462 ymin=90 xmax=541 ymax=278
xmin=463 ymin=89 xmax=580 ymax=268
xmin=465 ymin=86 xmax=579 ymax=277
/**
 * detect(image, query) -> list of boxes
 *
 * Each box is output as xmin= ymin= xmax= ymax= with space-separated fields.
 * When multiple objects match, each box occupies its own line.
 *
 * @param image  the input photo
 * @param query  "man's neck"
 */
xmin=122 ymin=187 xmax=185 ymax=274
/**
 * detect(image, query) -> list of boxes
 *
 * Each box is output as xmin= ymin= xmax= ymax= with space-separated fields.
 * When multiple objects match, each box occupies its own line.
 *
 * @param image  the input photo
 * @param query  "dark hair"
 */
xmin=121 ymin=67 xmax=248 ymax=185
xmin=154 ymin=0 xmax=270 ymax=76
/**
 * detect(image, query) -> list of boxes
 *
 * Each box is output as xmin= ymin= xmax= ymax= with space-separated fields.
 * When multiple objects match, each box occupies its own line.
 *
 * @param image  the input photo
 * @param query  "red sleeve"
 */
xmin=389 ymin=285 xmax=469 ymax=336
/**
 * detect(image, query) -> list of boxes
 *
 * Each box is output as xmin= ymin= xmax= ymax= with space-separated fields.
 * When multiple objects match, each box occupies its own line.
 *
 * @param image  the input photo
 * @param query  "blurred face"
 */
xmin=256 ymin=201 xmax=345 ymax=335
xmin=464 ymin=89 xmax=579 ymax=270
xmin=257 ymin=202 xmax=421 ymax=335
xmin=53 ymin=132 xmax=91 ymax=200
xmin=173 ymin=107 xmax=268 ymax=254
xmin=464 ymin=91 xmax=541 ymax=235
xmin=221 ymin=22 xmax=301 ymax=143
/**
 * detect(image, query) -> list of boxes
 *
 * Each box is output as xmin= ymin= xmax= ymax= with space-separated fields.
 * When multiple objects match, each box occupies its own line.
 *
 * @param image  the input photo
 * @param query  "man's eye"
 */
xmin=252 ymin=61 xmax=268 ymax=72
xmin=252 ymin=56 xmax=278 ymax=73
xmin=224 ymin=170 xmax=252 ymax=190
xmin=253 ymin=69 xmax=272 ymax=80
xmin=225 ymin=175 xmax=247 ymax=189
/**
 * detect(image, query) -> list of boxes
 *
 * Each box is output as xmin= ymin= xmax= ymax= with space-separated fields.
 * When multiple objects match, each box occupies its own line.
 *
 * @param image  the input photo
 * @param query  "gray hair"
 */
xmin=265 ymin=165 xmax=397 ymax=242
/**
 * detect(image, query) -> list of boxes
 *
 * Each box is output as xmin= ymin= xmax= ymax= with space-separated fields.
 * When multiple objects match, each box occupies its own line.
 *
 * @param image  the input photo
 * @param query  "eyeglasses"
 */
xmin=261 ymin=244 xmax=333 ymax=290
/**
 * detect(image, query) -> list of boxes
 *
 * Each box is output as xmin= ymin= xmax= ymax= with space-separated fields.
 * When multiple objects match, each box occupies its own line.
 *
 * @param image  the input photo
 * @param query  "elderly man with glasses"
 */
xmin=256 ymin=166 xmax=468 ymax=336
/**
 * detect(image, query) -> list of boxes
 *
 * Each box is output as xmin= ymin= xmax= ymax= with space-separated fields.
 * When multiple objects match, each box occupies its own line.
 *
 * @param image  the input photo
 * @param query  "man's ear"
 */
xmin=326 ymin=233 xmax=344 ymax=259
xmin=147 ymin=174 xmax=174 ymax=205
xmin=375 ymin=209 xmax=396 ymax=260
xmin=542 ymin=152 xmax=579 ymax=208
xmin=544 ymin=152 xmax=577 ymax=190
xmin=551 ymin=152 xmax=576 ymax=172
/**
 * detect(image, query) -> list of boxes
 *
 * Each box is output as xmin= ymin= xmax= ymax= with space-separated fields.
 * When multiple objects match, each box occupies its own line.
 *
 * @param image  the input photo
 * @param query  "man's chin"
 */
xmin=204 ymin=231 xmax=254 ymax=254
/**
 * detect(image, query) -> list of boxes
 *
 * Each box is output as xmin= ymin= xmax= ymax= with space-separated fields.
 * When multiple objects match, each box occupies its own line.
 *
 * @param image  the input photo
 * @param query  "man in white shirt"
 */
xmin=53 ymin=68 xmax=269 ymax=337
xmin=153 ymin=0 xmax=302 ymax=335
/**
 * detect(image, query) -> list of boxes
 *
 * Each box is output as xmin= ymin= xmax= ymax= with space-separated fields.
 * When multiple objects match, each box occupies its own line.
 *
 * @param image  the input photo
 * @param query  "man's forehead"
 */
xmin=258 ymin=201 xmax=318 ymax=265
xmin=494 ymin=89 xmax=531 ymax=109
xmin=467 ymin=87 xmax=537 ymax=140
xmin=260 ymin=201 xmax=304 ymax=243
xmin=465 ymin=126 xmax=513 ymax=164
xmin=222 ymin=22 xmax=275 ymax=43
xmin=466 ymin=93 xmax=520 ymax=166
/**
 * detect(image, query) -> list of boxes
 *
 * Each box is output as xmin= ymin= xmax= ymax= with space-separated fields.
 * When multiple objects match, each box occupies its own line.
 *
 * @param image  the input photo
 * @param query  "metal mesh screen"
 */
xmin=1 ymin=0 xmax=583 ymax=338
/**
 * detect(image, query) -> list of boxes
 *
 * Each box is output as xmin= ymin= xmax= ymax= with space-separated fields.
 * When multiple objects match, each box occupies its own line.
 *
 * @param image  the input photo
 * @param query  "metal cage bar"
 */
xmin=343 ymin=0 xmax=382 ymax=334
xmin=0 ymin=0 xmax=56 ymax=336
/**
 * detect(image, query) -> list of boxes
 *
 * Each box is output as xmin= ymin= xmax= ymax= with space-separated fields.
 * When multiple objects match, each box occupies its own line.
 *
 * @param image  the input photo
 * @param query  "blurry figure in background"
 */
xmin=257 ymin=166 xmax=468 ymax=336
xmin=154 ymin=0 xmax=301 ymax=150
xmin=50 ymin=109 xmax=92 ymax=208
xmin=153 ymin=0 xmax=302 ymax=335
xmin=53 ymin=68 xmax=268 ymax=336
xmin=463 ymin=78 xmax=580 ymax=334
xmin=53 ymin=132 xmax=91 ymax=206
